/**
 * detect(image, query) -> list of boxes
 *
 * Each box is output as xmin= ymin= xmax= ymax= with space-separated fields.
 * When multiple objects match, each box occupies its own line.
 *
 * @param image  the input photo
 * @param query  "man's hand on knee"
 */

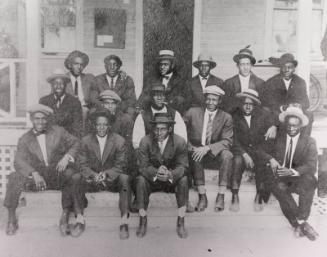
xmin=32 ymin=172 xmax=47 ymax=191
xmin=56 ymin=154 xmax=73 ymax=173
xmin=242 ymin=153 xmax=254 ymax=169
xmin=192 ymin=146 xmax=210 ymax=162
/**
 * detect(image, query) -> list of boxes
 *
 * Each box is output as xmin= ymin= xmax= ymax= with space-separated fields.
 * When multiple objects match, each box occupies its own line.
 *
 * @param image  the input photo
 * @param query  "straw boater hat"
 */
xmin=150 ymin=113 xmax=175 ymax=125
xmin=193 ymin=53 xmax=217 ymax=69
xmin=64 ymin=50 xmax=89 ymax=70
xmin=27 ymin=104 xmax=54 ymax=116
xmin=279 ymin=106 xmax=308 ymax=127
xmin=203 ymin=85 xmax=225 ymax=96
xmin=156 ymin=50 xmax=175 ymax=61
xmin=233 ymin=46 xmax=256 ymax=65
xmin=98 ymin=90 xmax=122 ymax=102
xmin=278 ymin=53 xmax=298 ymax=67
xmin=104 ymin=55 xmax=123 ymax=67
xmin=236 ymin=89 xmax=261 ymax=105
xmin=46 ymin=68 xmax=70 ymax=84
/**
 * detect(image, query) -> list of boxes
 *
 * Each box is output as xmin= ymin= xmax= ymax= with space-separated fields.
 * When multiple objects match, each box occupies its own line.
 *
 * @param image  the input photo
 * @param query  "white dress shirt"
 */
xmin=201 ymin=109 xmax=217 ymax=146
xmin=162 ymin=72 xmax=173 ymax=88
xmin=36 ymin=133 xmax=49 ymax=166
xmin=70 ymin=75 xmax=86 ymax=106
xmin=283 ymin=133 xmax=300 ymax=176
xmin=283 ymin=79 xmax=292 ymax=90
xmin=158 ymin=135 xmax=169 ymax=154
xmin=239 ymin=74 xmax=251 ymax=92
xmin=97 ymin=135 xmax=107 ymax=158
xmin=199 ymin=74 xmax=210 ymax=91
xmin=132 ymin=107 xmax=187 ymax=149
xmin=54 ymin=94 xmax=66 ymax=108
xmin=244 ymin=115 xmax=251 ymax=127
xmin=106 ymin=75 xmax=119 ymax=89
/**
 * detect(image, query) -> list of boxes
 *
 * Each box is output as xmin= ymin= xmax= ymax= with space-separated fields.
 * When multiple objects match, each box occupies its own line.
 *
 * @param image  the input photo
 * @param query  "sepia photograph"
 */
xmin=0 ymin=0 xmax=326 ymax=256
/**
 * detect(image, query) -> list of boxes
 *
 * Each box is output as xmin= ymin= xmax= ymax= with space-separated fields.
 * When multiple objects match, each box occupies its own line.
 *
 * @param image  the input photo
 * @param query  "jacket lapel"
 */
xmin=162 ymin=136 xmax=174 ymax=160
xmin=45 ymin=127 xmax=57 ymax=162
xmin=90 ymin=135 xmax=102 ymax=162
xmin=28 ymin=131 xmax=47 ymax=164
xmin=292 ymin=134 xmax=307 ymax=164
xmin=101 ymin=133 xmax=114 ymax=165
xmin=275 ymin=133 xmax=287 ymax=164
xmin=234 ymin=76 xmax=241 ymax=93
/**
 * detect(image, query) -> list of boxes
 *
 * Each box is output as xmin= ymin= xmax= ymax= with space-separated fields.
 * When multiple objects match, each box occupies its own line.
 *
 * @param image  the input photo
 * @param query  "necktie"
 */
xmin=284 ymin=138 xmax=293 ymax=168
xmin=56 ymin=97 xmax=61 ymax=108
xmin=110 ymin=77 xmax=114 ymax=90
xmin=205 ymin=113 xmax=214 ymax=145
xmin=202 ymin=77 xmax=208 ymax=80
xmin=159 ymin=141 xmax=164 ymax=154
xmin=74 ymin=80 xmax=78 ymax=96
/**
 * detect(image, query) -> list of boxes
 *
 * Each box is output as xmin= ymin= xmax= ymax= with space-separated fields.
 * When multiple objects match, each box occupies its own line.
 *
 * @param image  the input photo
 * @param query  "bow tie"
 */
xmin=162 ymin=75 xmax=170 ymax=80
xmin=34 ymin=130 xmax=46 ymax=137
xmin=201 ymin=77 xmax=208 ymax=80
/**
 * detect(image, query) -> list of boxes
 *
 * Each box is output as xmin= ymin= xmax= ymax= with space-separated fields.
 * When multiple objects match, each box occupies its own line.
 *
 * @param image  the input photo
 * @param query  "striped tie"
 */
xmin=205 ymin=113 xmax=213 ymax=145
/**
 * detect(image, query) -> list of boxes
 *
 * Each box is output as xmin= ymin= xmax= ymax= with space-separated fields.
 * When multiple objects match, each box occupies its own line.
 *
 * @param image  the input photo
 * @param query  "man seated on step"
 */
xmin=184 ymin=86 xmax=233 ymax=212
xmin=230 ymin=89 xmax=274 ymax=212
xmin=261 ymin=106 xmax=319 ymax=241
xmin=135 ymin=113 xmax=189 ymax=238
xmin=133 ymin=82 xmax=193 ymax=212
xmin=4 ymin=104 xmax=86 ymax=237
xmin=78 ymin=108 xmax=131 ymax=240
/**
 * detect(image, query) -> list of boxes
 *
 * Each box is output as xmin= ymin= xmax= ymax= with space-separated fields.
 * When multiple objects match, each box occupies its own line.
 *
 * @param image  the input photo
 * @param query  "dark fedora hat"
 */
xmin=233 ymin=46 xmax=256 ymax=65
xmin=278 ymin=53 xmax=298 ymax=67
xmin=104 ymin=55 xmax=123 ymax=67
xmin=89 ymin=108 xmax=116 ymax=124
xmin=150 ymin=82 xmax=165 ymax=92
xmin=150 ymin=113 xmax=175 ymax=125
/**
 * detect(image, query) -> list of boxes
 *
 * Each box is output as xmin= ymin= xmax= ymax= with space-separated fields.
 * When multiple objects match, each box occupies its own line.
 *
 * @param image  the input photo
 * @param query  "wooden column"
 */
xmin=296 ymin=0 xmax=312 ymax=92
xmin=135 ymin=0 xmax=143 ymax=98
xmin=192 ymin=0 xmax=202 ymax=76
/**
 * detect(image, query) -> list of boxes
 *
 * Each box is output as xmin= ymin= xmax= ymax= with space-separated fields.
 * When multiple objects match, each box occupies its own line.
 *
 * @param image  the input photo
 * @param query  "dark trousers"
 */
xmin=189 ymin=150 xmax=233 ymax=187
xmin=85 ymin=172 xmax=130 ymax=216
xmin=4 ymin=168 xmax=86 ymax=213
xmin=231 ymin=151 xmax=266 ymax=191
xmin=265 ymin=169 xmax=317 ymax=227
xmin=136 ymin=175 xmax=188 ymax=210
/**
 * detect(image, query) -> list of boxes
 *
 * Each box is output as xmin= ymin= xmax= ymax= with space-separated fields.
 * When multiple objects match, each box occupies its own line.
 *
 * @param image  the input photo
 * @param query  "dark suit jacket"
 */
xmin=184 ymin=107 xmax=233 ymax=156
xmin=137 ymin=134 xmax=188 ymax=183
xmin=138 ymin=72 xmax=188 ymax=114
xmin=95 ymin=73 xmax=137 ymax=115
xmin=79 ymin=132 xmax=127 ymax=180
xmin=186 ymin=74 xmax=224 ymax=109
xmin=14 ymin=125 xmax=80 ymax=177
xmin=262 ymin=132 xmax=318 ymax=176
xmin=39 ymin=93 xmax=83 ymax=138
xmin=261 ymin=74 xmax=310 ymax=122
xmin=232 ymin=107 xmax=274 ymax=157
xmin=222 ymin=73 xmax=264 ymax=113
xmin=66 ymin=73 xmax=100 ymax=108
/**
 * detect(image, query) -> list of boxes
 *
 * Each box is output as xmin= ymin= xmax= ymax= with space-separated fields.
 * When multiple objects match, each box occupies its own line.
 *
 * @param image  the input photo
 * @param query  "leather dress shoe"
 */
xmin=186 ymin=201 xmax=195 ymax=213
xmin=214 ymin=193 xmax=224 ymax=212
xmin=196 ymin=194 xmax=208 ymax=212
xmin=229 ymin=194 xmax=240 ymax=212
xmin=136 ymin=216 xmax=147 ymax=238
xmin=70 ymin=221 xmax=86 ymax=238
xmin=300 ymin=222 xmax=319 ymax=241
xmin=176 ymin=216 xmax=188 ymax=239
xmin=119 ymin=224 xmax=129 ymax=240
xmin=6 ymin=219 xmax=18 ymax=236
xmin=59 ymin=212 xmax=70 ymax=236
xmin=254 ymin=193 xmax=264 ymax=212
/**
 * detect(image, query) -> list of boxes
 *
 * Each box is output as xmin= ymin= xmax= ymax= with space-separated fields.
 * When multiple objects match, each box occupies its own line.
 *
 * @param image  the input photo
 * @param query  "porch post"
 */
xmin=296 ymin=0 xmax=312 ymax=93
xmin=192 ymin=0 xmax=202 ymax=76
xmin=135 ymin=0 xmax=143 ymax=98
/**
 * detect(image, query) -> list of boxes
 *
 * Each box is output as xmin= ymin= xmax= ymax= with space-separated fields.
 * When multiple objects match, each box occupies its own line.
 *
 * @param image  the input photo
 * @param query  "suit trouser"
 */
xmin=135 ymin=175 xmax=188 ymax=210
xmin=189 ymin=150 xmax=233 ymax=187
xmin=264 ymin=168 xmax=317 ymax=227
xmin=4 ymin=168 xmax=86 ymax=212
xmin=85 ymin=172 xmax=130 ymax=216
xmin=231 ymin=151 xmax=266 ymax=191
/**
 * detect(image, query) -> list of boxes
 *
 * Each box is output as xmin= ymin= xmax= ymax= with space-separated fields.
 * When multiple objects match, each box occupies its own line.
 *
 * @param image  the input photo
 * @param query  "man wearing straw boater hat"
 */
xmin=261 ymin=105 xmax=319 ymax=241
xmin=137 ymin=50 xmax=188 ymax=114
xmin=186 ymin=53 xmax=224 ymax=109
xmin=39 ymin=68 xmax=83 ymax=138
xmin=135 ymin=113 xmax=189 ymax=238
xmin=230 ymin=89 xmax=274 ymax=212
xmin=4 ymin=104 xmax=86 ymax=237
xmin=261 ymin=53 xmax=313 ymax=135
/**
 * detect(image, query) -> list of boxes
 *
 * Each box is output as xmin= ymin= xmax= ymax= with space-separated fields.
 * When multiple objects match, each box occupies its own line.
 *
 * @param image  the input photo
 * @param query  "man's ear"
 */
xmin=168 ymin=126 xmax=173 ymax=133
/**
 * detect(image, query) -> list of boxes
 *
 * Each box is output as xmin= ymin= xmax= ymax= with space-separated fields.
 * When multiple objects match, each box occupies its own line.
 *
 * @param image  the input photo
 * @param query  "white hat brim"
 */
xmin=279 ymin=110 xmax=309 ymax=127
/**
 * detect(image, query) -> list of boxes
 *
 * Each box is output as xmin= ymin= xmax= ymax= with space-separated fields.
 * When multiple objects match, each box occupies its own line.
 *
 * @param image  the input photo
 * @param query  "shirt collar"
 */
xmin=205 ymin=108 xmax=218 ymax=116
xmin=163 ymin=72 xmax=173 ymax=80
xmin=151 ymin=106 xmax=167 ymax=114
xmin=54 ymin=94 xmax=66 ymax=101
xmin=199 ymin=74 xmax=210 ymax=80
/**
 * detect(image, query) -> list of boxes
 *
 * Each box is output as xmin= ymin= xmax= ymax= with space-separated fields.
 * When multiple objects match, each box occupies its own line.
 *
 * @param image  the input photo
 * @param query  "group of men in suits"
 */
xmin=3 ymin=47 xmax=319 ymax=241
